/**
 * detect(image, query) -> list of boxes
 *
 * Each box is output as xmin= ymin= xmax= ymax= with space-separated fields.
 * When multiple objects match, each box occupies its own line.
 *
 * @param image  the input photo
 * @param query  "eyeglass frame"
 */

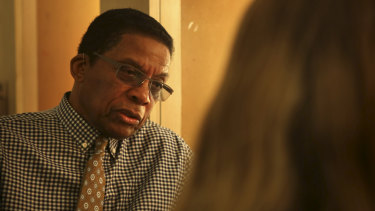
xmin=92 ymin=52 xmax=174 ymax=101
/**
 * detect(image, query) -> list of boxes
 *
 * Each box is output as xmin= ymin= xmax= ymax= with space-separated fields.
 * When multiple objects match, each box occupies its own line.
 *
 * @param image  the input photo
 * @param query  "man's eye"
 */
xmin=151 ymin=81 xmax=163 ymax=91
xmin=119 ymin=65 xmax=142 ymax=78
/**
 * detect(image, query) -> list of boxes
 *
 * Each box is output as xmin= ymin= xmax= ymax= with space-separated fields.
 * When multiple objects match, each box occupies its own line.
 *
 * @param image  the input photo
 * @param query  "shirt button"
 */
xmin=82 ymin=143 xmax=88 ymax=148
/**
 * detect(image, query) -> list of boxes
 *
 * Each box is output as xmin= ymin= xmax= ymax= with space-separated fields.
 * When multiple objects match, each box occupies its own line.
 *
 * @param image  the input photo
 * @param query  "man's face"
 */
xmin=72 ymin=34 xmax=171 ymax=139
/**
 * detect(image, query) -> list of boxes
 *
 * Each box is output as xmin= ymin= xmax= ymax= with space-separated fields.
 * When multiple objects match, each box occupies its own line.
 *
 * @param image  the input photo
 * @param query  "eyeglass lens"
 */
xmin=116 ymin=64 xmax=170 ymax=101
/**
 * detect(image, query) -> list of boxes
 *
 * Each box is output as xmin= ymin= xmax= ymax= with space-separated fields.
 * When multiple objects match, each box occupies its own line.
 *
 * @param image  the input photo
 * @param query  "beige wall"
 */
xmin=37 ymin=0 xmax=100 ymax=110
xmin=181 ymin=0 xmax=252 ymax=149
xmin=158 ymin=1 xmax=183 ymax=136
xmin=101 ymin=0 xmax=149 ymax=14
xmin=15 ymin=0 xmax=38 ymax=113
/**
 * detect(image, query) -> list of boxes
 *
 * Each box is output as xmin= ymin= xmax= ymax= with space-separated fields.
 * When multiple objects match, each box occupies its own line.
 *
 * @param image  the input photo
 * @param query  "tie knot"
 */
xmin=94 ymin=137 xmax=108 ymax=155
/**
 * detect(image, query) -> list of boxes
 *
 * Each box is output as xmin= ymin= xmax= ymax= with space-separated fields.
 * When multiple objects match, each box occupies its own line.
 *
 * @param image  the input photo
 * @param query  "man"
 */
xmin=0 ymin=8 xmax=192 ymax=210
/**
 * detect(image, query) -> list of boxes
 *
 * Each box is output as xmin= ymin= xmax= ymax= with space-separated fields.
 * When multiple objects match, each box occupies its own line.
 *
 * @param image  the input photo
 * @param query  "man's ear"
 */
xmin=70 ymin=54 xmax=87 ymax=82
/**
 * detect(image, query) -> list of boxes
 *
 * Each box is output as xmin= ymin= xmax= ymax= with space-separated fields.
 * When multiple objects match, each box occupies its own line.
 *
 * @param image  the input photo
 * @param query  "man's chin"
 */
xmin=99 ymin=117 xmax=146 ymax=139
xmin=100 ymin=123 xmax=138 ymax=139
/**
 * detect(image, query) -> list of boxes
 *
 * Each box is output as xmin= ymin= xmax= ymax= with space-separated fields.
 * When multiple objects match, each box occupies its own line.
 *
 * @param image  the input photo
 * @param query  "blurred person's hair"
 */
xmin=78 ymin=8 xmax=173 ymax=65
xmin=178 ymin=0 xmax=375 ymax=210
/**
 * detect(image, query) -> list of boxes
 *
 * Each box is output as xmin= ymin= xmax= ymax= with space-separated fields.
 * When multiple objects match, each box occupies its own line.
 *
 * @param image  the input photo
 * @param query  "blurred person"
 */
xmin=0 ymin=8 xmax=191 ymax=210
xmin=177 ymin=0 xmax=375 ymax=210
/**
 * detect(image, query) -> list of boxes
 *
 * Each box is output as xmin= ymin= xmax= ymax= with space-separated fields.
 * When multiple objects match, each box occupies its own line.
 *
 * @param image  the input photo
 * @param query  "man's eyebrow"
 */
xmin=118 ymin=58 xmax=143 ymax=69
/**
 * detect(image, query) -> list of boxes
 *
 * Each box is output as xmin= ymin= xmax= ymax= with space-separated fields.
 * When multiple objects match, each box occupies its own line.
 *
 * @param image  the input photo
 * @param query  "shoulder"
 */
xmin=0 ymin=109 xmax=56 ymax=125
xmin=0 ymin=109 xmax=58 ymax=136
xmin=141 ymin=120 xmax=182 ymax=140
xmin=133 ymin=120 xmax=193 ymax=159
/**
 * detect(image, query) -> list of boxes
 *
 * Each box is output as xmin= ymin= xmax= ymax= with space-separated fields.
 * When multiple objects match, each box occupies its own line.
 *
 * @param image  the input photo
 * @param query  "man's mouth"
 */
xmin=117 ymin=109 xmax=142 ymax=125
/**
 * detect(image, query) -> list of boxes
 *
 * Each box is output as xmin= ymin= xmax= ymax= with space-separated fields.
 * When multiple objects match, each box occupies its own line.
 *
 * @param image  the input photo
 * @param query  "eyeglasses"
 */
xmin=93 ymin=53 xmax=173 ymax=101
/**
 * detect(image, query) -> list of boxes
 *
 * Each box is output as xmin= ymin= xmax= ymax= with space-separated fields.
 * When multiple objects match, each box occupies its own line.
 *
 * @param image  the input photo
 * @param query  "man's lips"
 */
xmin=115 ymin=109 xmax=142 ymax=125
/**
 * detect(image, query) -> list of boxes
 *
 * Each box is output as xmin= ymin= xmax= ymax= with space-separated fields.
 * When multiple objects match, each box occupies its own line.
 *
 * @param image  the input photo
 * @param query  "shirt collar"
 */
xmin=56 ymin=92 xmax=100 ymax=152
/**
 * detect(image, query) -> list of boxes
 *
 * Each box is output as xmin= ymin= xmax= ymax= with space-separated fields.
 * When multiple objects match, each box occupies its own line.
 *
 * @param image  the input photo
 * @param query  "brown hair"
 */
xmin=178 ymin=0 xmax=375 ymax=210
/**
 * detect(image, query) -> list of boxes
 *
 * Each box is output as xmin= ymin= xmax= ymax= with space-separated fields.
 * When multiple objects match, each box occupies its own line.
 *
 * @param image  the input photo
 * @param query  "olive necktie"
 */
xmin=76 ymin=138 xmax=108 ymax=211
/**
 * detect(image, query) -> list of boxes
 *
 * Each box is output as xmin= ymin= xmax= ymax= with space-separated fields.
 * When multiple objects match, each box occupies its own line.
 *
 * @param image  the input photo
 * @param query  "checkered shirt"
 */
xmin=0 ymin=93 xmax=192 ymax=210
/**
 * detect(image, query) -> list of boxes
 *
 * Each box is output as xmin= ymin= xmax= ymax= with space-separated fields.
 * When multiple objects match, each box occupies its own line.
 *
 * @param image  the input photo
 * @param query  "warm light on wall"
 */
xmin=14 ymin=0 xmax=100 ymax=113
xmin=181 ymin=0 xmax=252 ymax=149
xmin=37 ymin=0 xmax=100 ymax=111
